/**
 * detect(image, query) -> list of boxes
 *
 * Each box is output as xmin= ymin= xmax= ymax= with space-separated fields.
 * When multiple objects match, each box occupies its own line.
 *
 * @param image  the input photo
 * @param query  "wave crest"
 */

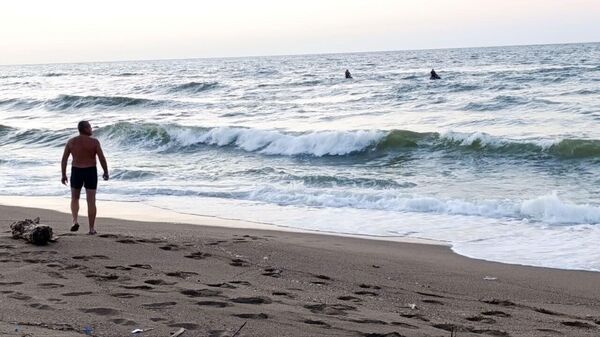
xmin=0 ymin=95 xmax=168 ymax=111
xmin=169 ymin=81 xmax=219 ymax=94
xmin=6 ymin=122 xmax=600 ymax=159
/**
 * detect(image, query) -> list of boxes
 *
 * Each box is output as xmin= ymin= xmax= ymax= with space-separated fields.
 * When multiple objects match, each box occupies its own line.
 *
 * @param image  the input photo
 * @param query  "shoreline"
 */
xmin=1 ymin=203 xmax=600 ymax=336
xmin=0 ymin=195 xmax=446 ymax=246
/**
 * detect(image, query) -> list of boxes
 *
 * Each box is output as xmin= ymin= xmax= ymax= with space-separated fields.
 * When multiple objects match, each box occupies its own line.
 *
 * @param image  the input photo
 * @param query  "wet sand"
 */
xmin=1 ymin=204 xmax=600 ymax=336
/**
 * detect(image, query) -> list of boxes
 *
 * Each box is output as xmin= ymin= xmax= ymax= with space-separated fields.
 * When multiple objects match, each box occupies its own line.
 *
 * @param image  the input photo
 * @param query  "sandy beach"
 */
xmin=1 ymin=203 xmax=599 ymax=337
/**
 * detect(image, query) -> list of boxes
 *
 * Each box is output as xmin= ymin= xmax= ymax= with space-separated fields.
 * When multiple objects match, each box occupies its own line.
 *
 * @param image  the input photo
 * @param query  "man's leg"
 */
xmin=86 ymin=189 xmax=97 ymax=233
xmin=70 ymin=188 xmax=81 ymax=229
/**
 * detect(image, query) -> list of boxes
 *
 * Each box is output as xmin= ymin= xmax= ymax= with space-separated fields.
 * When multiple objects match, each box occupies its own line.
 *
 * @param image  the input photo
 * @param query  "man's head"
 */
xmin=77 ymin=121 xmax=92 ymax=136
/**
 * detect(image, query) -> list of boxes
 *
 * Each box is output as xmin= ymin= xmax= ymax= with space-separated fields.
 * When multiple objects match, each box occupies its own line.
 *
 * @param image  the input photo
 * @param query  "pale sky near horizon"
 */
xmin=1 ymin=0 xmax=599 ymax=65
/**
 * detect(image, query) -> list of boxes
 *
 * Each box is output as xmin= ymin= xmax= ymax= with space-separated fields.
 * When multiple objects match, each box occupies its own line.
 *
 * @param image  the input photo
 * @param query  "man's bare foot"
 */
xmin=70 ymin=223 xmax=79 ymax=232
xmin=88 ymin=229 xmax=97 ymax=235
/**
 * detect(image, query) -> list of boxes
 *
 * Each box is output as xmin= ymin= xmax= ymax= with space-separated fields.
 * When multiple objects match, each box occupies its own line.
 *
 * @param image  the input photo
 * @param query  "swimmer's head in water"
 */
xmin=78 ymin=120 xmax=92 ymax=136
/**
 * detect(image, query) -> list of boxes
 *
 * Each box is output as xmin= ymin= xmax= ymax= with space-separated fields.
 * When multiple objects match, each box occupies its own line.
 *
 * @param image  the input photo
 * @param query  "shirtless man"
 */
xmin=61 ymin=121 xmax=109 ymax=234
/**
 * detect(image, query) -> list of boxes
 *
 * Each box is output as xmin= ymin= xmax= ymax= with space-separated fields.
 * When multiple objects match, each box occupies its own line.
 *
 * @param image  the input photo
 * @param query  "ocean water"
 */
xmin=1 ymin=43 xmax=600 ymax=271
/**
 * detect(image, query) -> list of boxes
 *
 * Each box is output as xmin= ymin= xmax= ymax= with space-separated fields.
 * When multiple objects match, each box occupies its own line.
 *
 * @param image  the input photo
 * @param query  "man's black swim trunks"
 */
xmin=70 ymin=166 xmax=98 ymax=189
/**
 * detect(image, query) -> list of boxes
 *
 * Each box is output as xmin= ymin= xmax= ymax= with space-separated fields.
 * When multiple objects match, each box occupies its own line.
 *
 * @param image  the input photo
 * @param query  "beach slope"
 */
xmin=1 ymin=205 xmax=599 ymax=336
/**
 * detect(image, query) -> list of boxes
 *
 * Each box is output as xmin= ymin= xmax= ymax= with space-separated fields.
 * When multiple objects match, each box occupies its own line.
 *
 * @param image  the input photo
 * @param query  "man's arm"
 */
xmin=61 ymin=142 xmax=71 ymax=185
xmin=96 ymin=140 xmax=109 ymax=180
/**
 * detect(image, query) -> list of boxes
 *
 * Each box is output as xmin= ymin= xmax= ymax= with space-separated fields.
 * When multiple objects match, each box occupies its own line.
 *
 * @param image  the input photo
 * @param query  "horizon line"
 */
xmin=1 ymin=40 xmax=598 ymax=67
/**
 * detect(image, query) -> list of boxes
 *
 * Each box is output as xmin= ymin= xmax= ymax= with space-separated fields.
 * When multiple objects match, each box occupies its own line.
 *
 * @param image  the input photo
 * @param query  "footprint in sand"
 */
xmin=416 ymin=291 xmax=444 ymax=298
xmin=196 ymin=301 xmax=231 ymax=308
xmin=304 ymin=303 xmax=357 ymax=316
xmin=0 ymin=281 xmax=23 ymax=286
xmin=85 ymin=273 xmax=120 ymax=281
xmin=129 ymin=264 xmax=152 ymax=269
xmin=344 ymin=318 xmax=386 ymax=325
xmin=80 ymin=307 xmax=120 ymax=316
xmin=262 ymin=267 xmax=282 ymax=277
xmin=229 ymin=280 xmax=251 ymax=286
xmin=136 ymin=238 xmax=166 ymax=244
xmin=23 ymin=258 xmax=51 ymax=264
xmin=233 ymin=313 xmax=268 ymax=319
xmin=338 ymin=295 xmax=362 ymax=303
xmin=8 ymin=292 xmax=32 ymax=300
xmin=110 ymin=293 xmax=139 ymax=299
xmin=121 ymin=285 xmax=154 ymax=291
xmin=29 ymin=303 xmax=52 ymax=310
xmin=399 ymin=313 xmax=429 ymax=322
xmin=72 ymin=255 xmax=109 ymax=261
xmin=111 ymin=318 xmax=137 ymax=326
xmin=180 ymin=289 xmax=222 ymax=298
xmin=144 ymin=279 xmax=176 ymax=286
xmin=481 ymin=310 xmax=511 ymax=317
xmin=390 ymin=322 xmax=419 ymax=329
xmin=422 ymin=299 xmax=445 ymax=305
xmin=165 ymin=271 xmax=198 ymax=278
xmin=363 ymin=333 xmax=404 ymax=337
xmin=480 ymin=298 xmax=516 ymax=307
xmin=37 ymin=283 xmax=64 ymax=289
xmin=47 ymin=298 xmax=67 ymax=304
xmin=185 ymin=251 xmax=211 ymax=260
xmin=98 ymin=234 xmax=119 ymax=239
xmin=359 ymin=283 xmax=381 ymax=290
xmin=314 ymin=274 xmax=332 ymax=280
xmin=62 ymin=291 xmax=93 ymax=297
xmin=229 ymin=258 xmax=250 ymax=267
xmin=466 ymin=315 xmax=496 ymax=324
xmin=354 ymin=291 xmax=378 ymax=296
xmin=206 ymin=240 xmax=227 ymax=246
xmin=159 ymin=244 xmax=180 ymax=251
xmin=272 ymin=291 xmax=296 ymax=299
xmin=303 ymin=320 xmax=330 ymax=327
xmin=206 ymin=283 xmax=237 ymax=289
xmin=168 ymin=323 xmax=200 ymax=330
xmin=142 ymin=302 xmax=177 ymax=309
xmin=230 ymin=296 xmax=272 ymax=305
xmin=536 ymin=328 xmax=563 ymax=335
xmin=116 ymin=238 xmax=138 ymax=244
xmin=469 ymin=329 xmax=510 ymax=336
xmin=105 ymin=265 xmax=132 ymax=271
xmin=208 ymin=330 xmax=231 ymax=337
xmin=561 ymin=321 xmax=595 ymax=329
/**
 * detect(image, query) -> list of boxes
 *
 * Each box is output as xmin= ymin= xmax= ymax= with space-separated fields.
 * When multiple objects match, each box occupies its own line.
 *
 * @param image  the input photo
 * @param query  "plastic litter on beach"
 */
xmin=169 ymin=328 xmax=186 ymax=337
xmin=408 ymin=303 xmax=418 ymax=310
xmin=131 ymin=328 xmax=155 ymax=334
xmin=83 ymin=326 xmax=94 ymax=335
xmin=484 ymin=276 xmax=498 ymax=281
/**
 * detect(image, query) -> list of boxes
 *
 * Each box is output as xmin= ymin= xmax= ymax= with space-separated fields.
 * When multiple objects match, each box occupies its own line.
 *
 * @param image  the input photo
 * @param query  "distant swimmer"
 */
xmin=345 ymin=69 xmax=353 ymax=79
xmin=430 ymin=69 xmax=441 ymax=80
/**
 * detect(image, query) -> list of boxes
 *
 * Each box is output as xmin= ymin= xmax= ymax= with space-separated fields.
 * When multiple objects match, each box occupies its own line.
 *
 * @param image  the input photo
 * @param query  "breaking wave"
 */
xmin=92 ymin=122 xmax=600 ymax=159
xmin=3 ymin=122 xmax=599 ymax=159
xmin=168 ymin=81 xmax=219 ymax=94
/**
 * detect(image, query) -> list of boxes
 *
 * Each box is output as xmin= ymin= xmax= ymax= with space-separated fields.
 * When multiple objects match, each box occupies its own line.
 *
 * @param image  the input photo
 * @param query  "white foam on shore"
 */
xmin=0 ymin=195 xmax=443 ymax=246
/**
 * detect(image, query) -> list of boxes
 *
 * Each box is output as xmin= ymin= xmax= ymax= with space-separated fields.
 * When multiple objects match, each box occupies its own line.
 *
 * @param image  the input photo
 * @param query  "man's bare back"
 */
xmin=68 ymin=135 xmax=101 ymax=168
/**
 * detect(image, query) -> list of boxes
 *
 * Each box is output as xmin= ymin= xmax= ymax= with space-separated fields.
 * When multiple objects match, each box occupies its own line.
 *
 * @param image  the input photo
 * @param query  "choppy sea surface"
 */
xmin=1 ymin=43 xmax=600 ymax=271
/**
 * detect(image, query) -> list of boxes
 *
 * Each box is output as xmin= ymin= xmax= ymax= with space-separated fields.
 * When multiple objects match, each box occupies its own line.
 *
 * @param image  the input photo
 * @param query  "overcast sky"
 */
xmin=1 ymin=0 xmax=599 ymax=65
